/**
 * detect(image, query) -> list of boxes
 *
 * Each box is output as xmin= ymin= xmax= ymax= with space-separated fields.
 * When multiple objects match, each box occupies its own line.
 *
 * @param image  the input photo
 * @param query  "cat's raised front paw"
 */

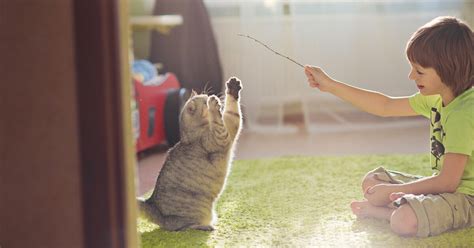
xmin=207 ymin=95 xmax=222 ymax=113
xmin=226 ymin=77 xmax=242 ymax=99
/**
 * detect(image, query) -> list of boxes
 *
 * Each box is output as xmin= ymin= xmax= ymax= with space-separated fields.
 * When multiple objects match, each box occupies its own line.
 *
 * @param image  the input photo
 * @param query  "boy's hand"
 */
xmin=304 ymin=65 xmax=335 ymax=92
xmin=364 ymin=184 xmax=397 ymax=207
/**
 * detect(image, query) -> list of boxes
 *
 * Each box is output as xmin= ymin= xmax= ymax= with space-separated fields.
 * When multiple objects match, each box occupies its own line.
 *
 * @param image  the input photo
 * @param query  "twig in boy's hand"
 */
xmin=237 ymin=34 xmax=304 ymax=68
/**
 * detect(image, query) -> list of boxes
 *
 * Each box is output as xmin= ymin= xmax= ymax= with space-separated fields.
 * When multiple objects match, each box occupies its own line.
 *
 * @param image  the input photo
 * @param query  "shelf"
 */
xmin=130 ymin=15 xmax=183 ymax=34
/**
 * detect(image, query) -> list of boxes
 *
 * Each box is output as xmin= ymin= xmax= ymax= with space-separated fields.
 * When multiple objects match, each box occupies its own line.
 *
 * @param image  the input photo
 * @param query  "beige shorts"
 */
xmin=369 ymin=166 xmax=474 ymax=237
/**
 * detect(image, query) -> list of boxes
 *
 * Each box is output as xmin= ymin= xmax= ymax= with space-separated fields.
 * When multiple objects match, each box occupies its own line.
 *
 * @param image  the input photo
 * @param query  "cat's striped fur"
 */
xmin=138 ymin=77 xmax=243 ymax=231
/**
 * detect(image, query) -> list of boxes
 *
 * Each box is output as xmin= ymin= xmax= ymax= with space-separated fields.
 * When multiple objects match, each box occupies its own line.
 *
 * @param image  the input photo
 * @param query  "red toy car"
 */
xmin=133 ymin=72 xmax=190 ymax=152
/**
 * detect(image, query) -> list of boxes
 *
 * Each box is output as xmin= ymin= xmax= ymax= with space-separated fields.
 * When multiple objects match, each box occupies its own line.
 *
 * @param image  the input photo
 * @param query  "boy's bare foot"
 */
xmin=350 ymin=200 xmax=373 ymax=218
xmin=350 ymin=200 xmax=393 ymax=220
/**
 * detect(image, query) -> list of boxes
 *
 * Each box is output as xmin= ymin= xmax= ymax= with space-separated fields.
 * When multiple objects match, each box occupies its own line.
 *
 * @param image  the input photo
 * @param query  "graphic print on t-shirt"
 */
xmin=430 ymin=107 xmax=445 ymax=170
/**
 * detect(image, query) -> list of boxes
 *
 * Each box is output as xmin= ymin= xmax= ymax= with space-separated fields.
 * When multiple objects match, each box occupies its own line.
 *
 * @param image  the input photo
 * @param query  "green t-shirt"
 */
xmin=409 ymin=88 xmax=474 ymax=195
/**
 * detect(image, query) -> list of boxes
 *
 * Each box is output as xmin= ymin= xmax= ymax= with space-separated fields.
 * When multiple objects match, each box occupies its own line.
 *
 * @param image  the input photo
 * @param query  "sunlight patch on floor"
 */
xmin=308 ymin=216 xmax=371 ymax=245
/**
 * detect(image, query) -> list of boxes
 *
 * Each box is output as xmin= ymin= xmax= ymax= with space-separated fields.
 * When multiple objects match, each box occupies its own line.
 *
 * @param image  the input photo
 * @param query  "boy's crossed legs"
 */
xmin=350 ymin=168 xmax=418 ymax=236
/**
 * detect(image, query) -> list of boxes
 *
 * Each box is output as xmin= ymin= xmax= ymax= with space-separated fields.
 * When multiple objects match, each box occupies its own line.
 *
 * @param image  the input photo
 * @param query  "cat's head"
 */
xmin=179 ymin=90 xmax=209 ymax=142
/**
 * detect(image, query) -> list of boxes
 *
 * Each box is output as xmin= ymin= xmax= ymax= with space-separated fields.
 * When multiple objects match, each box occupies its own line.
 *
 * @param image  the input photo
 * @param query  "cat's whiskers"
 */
xmin=202 ymin=81 xmax=214 ymax=96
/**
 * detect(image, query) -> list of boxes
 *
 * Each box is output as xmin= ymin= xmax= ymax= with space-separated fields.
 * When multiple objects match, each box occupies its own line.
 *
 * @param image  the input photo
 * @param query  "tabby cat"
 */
xmin=138 ymin=77 xmax=243 ymax=231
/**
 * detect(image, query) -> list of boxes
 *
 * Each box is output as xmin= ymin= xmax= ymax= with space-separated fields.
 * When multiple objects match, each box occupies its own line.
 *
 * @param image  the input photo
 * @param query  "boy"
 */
xmin=304 ymin=16 xmax=473 ymax=237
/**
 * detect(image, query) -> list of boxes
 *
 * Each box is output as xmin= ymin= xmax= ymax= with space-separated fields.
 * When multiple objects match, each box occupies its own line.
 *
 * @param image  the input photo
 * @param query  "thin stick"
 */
xmin=237 ymin=33 xmax=304 ymax=68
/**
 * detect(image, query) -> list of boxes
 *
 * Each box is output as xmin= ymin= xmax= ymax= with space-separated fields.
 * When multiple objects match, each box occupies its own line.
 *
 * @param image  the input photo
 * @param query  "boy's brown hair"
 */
xmin=406 ymin=16 xmax=473 ymax=97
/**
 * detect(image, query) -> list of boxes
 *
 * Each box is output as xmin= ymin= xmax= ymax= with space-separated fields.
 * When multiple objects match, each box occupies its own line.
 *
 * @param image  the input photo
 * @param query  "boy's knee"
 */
xmin=361 ymin=172 xmax=383 ymax=192
xmin=390 ymin=205 xmax=418 ymax=236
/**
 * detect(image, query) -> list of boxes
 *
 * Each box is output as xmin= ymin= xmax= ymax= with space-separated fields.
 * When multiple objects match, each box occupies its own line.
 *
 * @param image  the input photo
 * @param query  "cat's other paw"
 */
xmin=189 ymin=224 xmax=215 ymax=232
xmin=226 ymin=77 xmax=242 ymax=100
xmin=208 ymin=95 xmax=222 ymax=114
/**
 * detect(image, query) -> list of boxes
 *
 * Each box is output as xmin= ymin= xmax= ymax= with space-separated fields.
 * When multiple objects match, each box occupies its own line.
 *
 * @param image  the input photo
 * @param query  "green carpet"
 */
xmin=138 ymin=154 xmax=474 ymax=247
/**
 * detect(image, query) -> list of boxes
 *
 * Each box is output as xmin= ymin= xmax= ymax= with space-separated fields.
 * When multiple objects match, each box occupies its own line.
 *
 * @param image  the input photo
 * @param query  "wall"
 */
xmin=130 ymin=0 xmax=156 ymax=59
xmin=205 ymin=1 xmax=464 ymax=123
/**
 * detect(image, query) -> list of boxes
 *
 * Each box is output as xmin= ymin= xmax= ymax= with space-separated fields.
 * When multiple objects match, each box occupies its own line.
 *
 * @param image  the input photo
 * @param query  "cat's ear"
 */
xmin=190 ymin=90 xmax=197 ymax=98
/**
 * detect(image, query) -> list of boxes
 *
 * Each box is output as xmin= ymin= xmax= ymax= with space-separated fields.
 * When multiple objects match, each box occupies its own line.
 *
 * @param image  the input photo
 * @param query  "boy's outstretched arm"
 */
xmin=304 ymin=65 xmax=418 ymax=117
xmin=365 ymin=153 xmax=469 ymax=206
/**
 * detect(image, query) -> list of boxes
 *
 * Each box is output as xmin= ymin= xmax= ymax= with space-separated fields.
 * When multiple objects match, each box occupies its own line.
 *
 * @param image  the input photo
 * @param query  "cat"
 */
xmin=138 ymin=77 xmax=243 ymax=231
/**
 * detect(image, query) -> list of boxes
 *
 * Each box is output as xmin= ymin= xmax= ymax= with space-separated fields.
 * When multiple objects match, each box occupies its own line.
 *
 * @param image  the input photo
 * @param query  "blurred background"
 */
xmin=129 ymin=0 xmax=473 ymax=194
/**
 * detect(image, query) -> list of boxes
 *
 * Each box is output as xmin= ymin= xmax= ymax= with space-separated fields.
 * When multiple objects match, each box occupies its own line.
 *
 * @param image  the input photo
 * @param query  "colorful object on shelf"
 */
xmin=132 ymin=60 xmax=158 ymax=83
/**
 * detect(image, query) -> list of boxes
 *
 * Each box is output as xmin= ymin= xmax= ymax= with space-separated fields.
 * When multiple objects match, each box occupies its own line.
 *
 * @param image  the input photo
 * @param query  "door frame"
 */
xmin=74 ymin=1 xmax=138 ymax=247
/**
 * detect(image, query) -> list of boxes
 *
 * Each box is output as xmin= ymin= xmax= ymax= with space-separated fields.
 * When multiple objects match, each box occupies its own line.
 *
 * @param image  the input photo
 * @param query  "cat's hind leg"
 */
xmin=160 ymin=215 xmax=197 ymax=231
xmin=189 ymin=224 xmax=215 ymax=231
xmin=161 ymin=215 xmax=214 ymax=232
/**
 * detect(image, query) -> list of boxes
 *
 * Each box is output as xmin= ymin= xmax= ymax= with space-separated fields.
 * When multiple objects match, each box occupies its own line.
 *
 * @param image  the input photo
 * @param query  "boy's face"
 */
xmin=408 ymin=62 xmax=450 ymax=96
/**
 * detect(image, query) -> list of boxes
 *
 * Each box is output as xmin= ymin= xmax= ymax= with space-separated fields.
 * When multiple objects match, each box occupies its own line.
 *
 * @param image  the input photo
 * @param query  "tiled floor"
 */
xmin=136 ymin=118 xmax=430 ymax=195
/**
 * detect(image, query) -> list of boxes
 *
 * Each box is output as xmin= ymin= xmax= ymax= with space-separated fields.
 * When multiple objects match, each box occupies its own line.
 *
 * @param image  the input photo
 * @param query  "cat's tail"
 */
xmin=137 ymin=197 xmax=164 ymax=226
